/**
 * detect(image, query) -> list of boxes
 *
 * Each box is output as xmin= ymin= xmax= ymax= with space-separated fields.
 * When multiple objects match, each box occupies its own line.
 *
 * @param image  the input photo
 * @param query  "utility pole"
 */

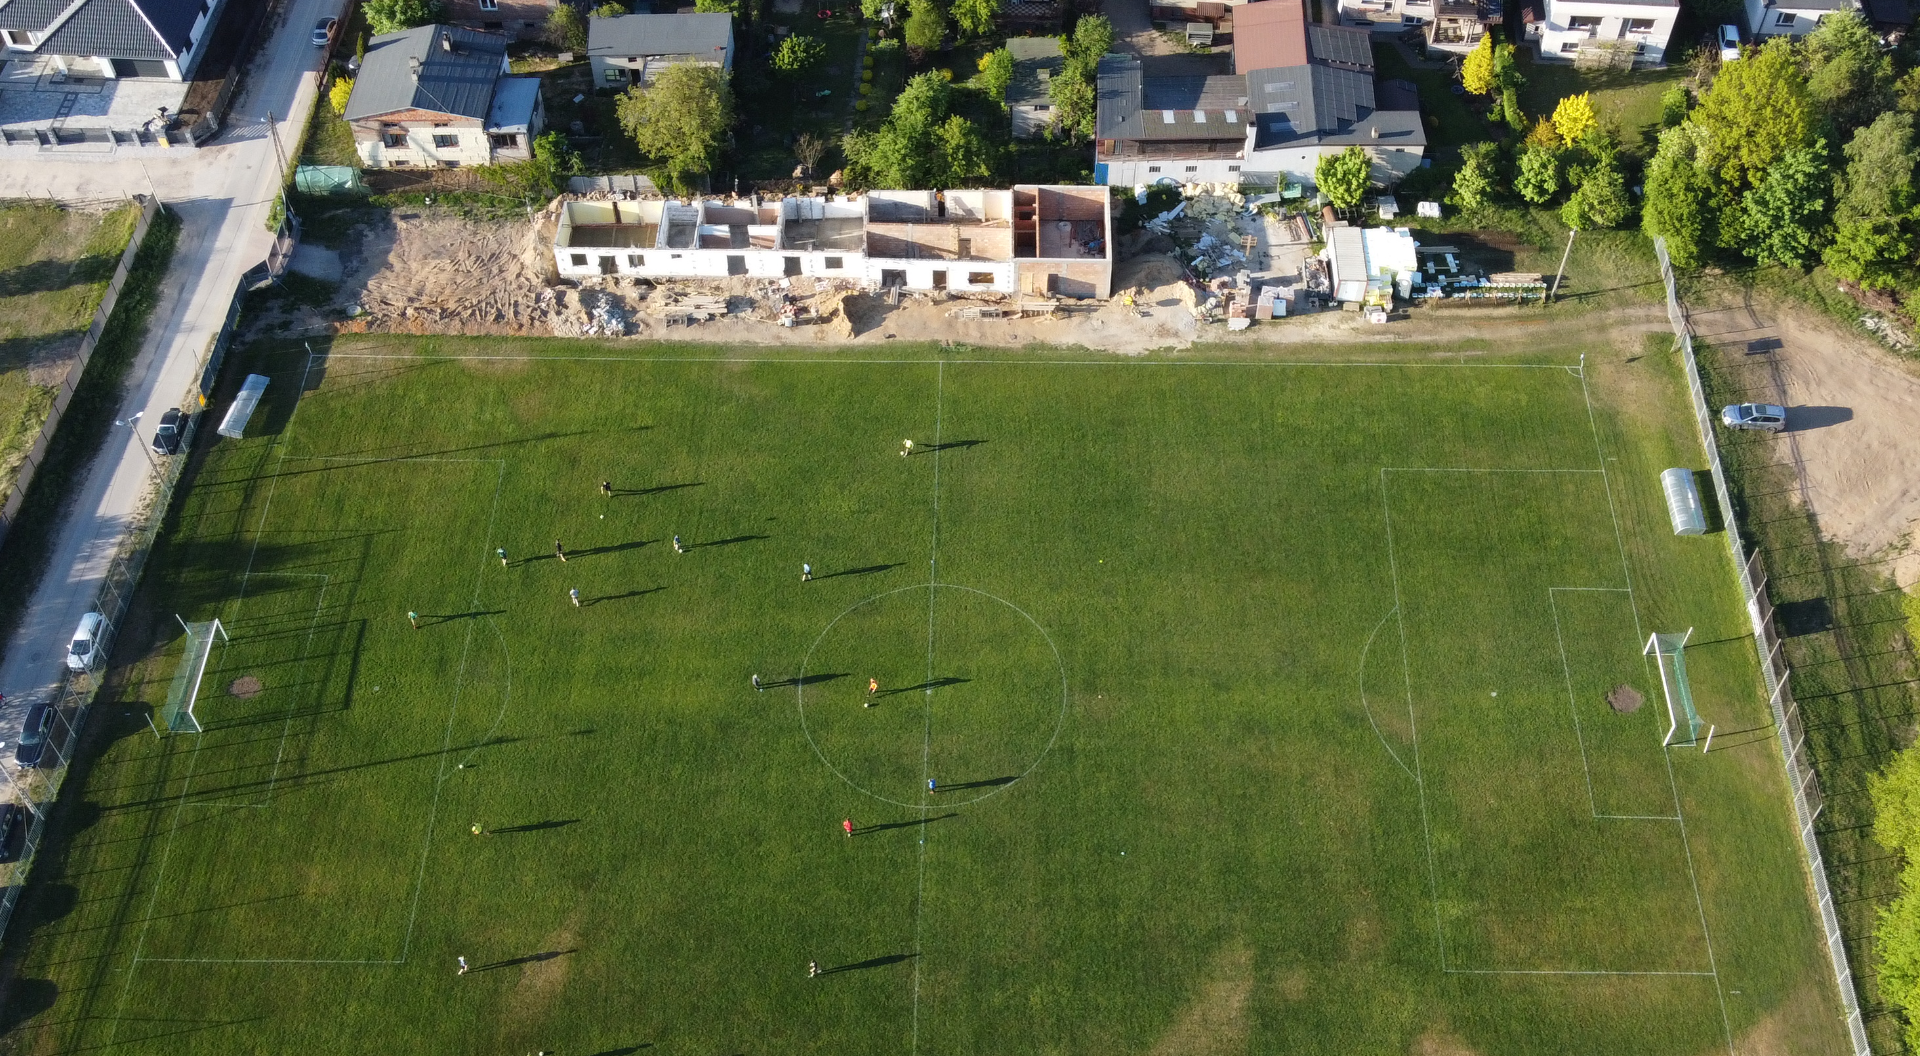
xmin=1549 ymin=228 xmax=1576 ymax=303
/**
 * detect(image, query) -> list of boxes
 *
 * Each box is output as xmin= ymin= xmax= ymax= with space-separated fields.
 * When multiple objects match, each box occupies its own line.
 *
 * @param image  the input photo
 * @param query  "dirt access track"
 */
xmin=1688 ymin=290 xmax=1920 ymax=590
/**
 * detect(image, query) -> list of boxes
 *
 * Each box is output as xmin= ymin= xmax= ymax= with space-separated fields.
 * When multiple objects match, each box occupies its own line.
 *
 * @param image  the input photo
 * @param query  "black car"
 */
xmin=0 ymin=803 xmax=29 ymax=863
xmin=15 ymin=703 xmax=53 ymax=770
xmin=150 ymin=408 xmax=187 ymax=455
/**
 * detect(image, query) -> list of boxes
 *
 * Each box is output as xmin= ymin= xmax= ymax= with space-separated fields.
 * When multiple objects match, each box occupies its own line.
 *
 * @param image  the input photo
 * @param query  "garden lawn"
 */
xmin=1 ymin=334 xmax=1848 ymax=1056
xmin=0 ymin=202 xmax=140 ymax=507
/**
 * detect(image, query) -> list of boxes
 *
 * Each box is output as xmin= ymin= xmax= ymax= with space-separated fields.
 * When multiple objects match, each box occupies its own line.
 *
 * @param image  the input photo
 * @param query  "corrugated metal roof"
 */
xmin=345 ymin=24 xmax=507 ymax=122
xmin=1006 ymin=36 xmax=1063 ymax=107
xmin=1098 ymin=57 xmax=1248 ymax=142
xmin=587 ymin=13 xmax=732 ymax=57
xmin=1234 ymin=0 xmax=1309 ymax=74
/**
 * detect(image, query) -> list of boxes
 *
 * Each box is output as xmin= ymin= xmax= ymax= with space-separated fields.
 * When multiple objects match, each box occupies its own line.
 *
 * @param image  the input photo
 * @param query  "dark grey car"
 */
xmin=15 ymin=703 xmax=52 ymax=770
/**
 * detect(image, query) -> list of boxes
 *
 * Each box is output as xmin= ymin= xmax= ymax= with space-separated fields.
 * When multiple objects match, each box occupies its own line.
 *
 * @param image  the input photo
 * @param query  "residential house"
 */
xmin=1743 ymin=0 xmax=1851 ymax=37
xmin=1425 ymin=0 xmax=1493 ymax=53
xmin=1240 ymin=64 xmax=1425 ymax=186
xmin=343 ymin=25 xmax=544 ymax=169
xmin=443 ymin=0 xmax=555 ymax=40
xmin=553 ymin=186 xmax=1113 ymax=298
xmin=0 ymin=0 xmax=229 ymax=80
xmin=587 ymin=12 xmax=733 ymax=89
xmin=1095 ymin=56 xmax=1250 ymax=185
xmin=1530 ymin=0 xmax=1678 ymax=65
xmin=1006 ymin=36 xmax=1064 ymax=140
xmin=1234 ymin=0 xmax=1310 ymax=72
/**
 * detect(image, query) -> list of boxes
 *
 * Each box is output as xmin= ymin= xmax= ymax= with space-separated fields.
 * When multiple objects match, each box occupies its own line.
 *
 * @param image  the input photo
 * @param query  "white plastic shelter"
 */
xmin=219 ymin=374 xmax=269 ymax=439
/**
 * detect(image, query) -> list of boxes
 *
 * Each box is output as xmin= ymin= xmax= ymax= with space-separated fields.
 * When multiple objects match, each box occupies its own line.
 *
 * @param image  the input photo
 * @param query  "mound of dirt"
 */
xmin=229 ymin=676 xmax=263 ymax=699
xmin=1606 ymin=684 xmax=1644 ymax=714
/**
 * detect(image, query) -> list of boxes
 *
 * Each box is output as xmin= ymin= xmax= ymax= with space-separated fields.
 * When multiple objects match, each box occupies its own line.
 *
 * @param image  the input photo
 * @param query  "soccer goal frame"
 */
xmin=157 ymin=615 xmax=227 ymax=736
xmin=1645 ymin=628 xmax=1703 ymax=747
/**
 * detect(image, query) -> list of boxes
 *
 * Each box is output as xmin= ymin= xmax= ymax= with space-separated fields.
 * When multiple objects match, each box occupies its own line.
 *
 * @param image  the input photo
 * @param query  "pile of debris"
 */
xmin=1141 ymin=184 xmax=1255 ymax=278
xmin=541 ymin=287 xmax=633 ymax=337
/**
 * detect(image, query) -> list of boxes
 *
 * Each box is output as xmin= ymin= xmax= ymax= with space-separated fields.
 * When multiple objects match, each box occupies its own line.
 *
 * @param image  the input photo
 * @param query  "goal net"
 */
xmin=159 ymin=616 xmax=226 ymax=735
xmin=1645 ymin=629 xmax=1703 ymax=747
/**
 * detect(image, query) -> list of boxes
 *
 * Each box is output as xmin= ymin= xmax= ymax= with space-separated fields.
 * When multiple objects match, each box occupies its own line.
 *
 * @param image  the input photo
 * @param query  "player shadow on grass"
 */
xmin=932 ymin=775 xmax=1017 ymax=792
xmin=816 ymin=563 xmax=904 ymax=580
xmin=612 ymin=482 xmax=703 ymax=498
xmin=570 ymin=540 xmax=657 ymax=560
xmin=922 ymin=439 xmax=987 ymax=452
xmin=470 ymin=948 xmax=577 ymax=973
xmin=876 ymin=677 xmax=969 ymax=697
xmin=686 ymin=534 xmax=769 ymax=551
xmin=817 ymin=952 xmax=918 ymax=975
xmin=489 ymin=819 xmax=580 ymax=834
xmin=855 ymin=814 xmax=957 ymax=835
xmin=583 ymin=587 xmax=666 ymax=607
xmin=765 ymin=672 xmax=848 ymax=689
xmin=585 ymin=1046 xmax=652 ymax=1055
xmin=419 ymin=610 xmax=506 ymax=626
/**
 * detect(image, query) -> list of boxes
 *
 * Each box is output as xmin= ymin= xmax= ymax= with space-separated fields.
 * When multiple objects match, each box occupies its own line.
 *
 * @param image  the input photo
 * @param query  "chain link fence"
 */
xmin=1655 ymin=238 xmax=1868 ymax=1056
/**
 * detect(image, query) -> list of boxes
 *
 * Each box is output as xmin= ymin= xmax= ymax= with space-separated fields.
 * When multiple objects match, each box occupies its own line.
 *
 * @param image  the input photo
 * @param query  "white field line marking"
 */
xmin=321 ymin=352 xmax=1583 ymax=370
xmin=183 ymin=573 xmax=332 ymax=809
xmin=1445 ymin=967 xmax=1716 ymax=977
xmin=1548 ymin=587 xmax=1679 ymax=823
xmin=1357 ymin=606 xmax=1416 ymax=781
xmin=1379 ymin=468 xmax=1448 ymax=971
xmin=401 ymin=457 xmax=507 ymax=964
xmin=1382 ymin=461 xmax=1715 ymax=979
xmin=1578 ymin=364 xmax=1734 ymax=1054
xmin=120 ymin=348 xmax=510 ymax=972
xmin=911 ymin=358 xmax=943 ymax=1056
xmin=105 ymin=354 xmax=323 ymax=1046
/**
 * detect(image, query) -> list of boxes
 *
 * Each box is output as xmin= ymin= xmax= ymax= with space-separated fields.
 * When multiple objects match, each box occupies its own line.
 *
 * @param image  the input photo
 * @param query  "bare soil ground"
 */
xmin=288 ymin=211 xmax=1662 ymax=359
xmin=1688 ymin=290 xmax=1920 ymax=589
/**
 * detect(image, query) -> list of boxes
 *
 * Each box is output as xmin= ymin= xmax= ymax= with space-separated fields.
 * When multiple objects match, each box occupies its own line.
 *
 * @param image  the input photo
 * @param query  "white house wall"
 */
xmin=1538 ymin=1 xmax=1677 ymax=64
xmin=551 ymin=246 xmax=1018 ymax=291
xmin=1241 ymin=143 xmax=1423 ymax=188
xmin=1744 ymin=0 xmax=1823 ymax=36
xmin=1099 ymin=157 xmax=1246 ymax=185
xmin=356 ymin=125 xmax=496 ymax=168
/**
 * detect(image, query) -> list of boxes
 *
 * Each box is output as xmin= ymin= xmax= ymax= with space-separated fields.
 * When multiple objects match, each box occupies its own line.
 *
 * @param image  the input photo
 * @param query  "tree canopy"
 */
xmin=616 ymin=63 xmax=736 ymax=191
xmin=842 ymin=72 xmax=994 ymax=188
xmin=363 ymin=0 xmax=442 ymax=35
xmin=1551 ymin=93 xmax=1596 ymax=148
xmin=977 ymin=47 xmax=1014 ymax=108
xmin=1315 ymin=146 xmax=1372 ymax=210
xmin=1693 ymin=38 xmax=1815 ymax=194
xmin=1045 ymin=16 xmax=1112 ymax=142
xmin=773 ymin=34 xmax=826 ymax=73
xmin=1804 ymin=11 xmax=1893 ymax=134
xmin=545 ymin=3 xmax=588 ymax=50
xmin=905 ymin=0 xmax=947 ymax=52
xmin=952 ymin=0 xmax=998 ymax=37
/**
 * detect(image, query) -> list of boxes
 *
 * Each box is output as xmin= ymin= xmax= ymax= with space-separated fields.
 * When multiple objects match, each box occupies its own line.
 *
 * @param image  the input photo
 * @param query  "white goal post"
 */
xmin=1645 ymin=628 xmax=1703 ymax=747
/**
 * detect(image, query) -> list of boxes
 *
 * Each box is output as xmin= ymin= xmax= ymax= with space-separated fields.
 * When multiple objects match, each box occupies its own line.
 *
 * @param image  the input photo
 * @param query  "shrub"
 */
xmin=856 ymin=99 xmax=870 ymax=110
xmin=328 ymin=76 xmax=355 ymax=115
xmin=859 ymin=82 xmax=873 ymax=95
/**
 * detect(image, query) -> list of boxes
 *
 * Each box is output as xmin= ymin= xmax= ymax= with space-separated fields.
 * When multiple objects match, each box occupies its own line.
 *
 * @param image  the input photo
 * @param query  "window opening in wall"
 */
xmin=571 ymin=253 xmax=588 ymax=266
xmin=1773 ymin=10 xmax=1793 ymax=24
xmin=441 ymin=160 xmax=459 ymax=168
xmin=784 ymin=256 xmax=802 ymax=276
xmin=824 ymin=256 xmax=843 ymax=269
xmin=881 ymin=269 xmax=907 ymax=287
xmin=727 ymin=255 xmax=747 ymax=275
xmin=491 ymin=133 xmax=518 ymax=148
xmin=600 ymin=256 xmax=617 ymax=274
xmin=433 ymin=133 xmax=458 ymax=148
xmin=967 ymin=271 xmax=993 ymax=285
xmin=932 ymin=270 xmax=947 ymax=289
xmin=384 ymin=131 xmax=406 ymax=147
xmin=629 ymin=254 xmax=645 ymax=267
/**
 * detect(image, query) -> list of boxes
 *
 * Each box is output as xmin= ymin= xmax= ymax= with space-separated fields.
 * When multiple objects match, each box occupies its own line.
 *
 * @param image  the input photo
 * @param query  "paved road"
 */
xmin=0 ymin=0 xmax=339 ymax=779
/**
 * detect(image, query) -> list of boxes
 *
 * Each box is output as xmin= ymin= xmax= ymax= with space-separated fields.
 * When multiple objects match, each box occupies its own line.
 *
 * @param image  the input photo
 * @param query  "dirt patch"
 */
xmin=1412 ymin=1029 xmax=1482 ymax=1056
xmin=1721 ymin=981 xmax=1849 ymax=1056
xmin=1148 ymin=944 xmax=1253 ymax=1056
xmin=506 ymin=921 xmax=579 ymax=1024
xmin=1691 ymin=291 xmax=1920 ymax=589
xmin=1275 ymin=968 xmax=1309 ymax=1002
xmin=341 ymin=212 xmax=560 ymax=334
xmin=1606 ymin=684 xmax=1644 ymax=713
xmin=228 ymin=676 xmax=263 ymax=699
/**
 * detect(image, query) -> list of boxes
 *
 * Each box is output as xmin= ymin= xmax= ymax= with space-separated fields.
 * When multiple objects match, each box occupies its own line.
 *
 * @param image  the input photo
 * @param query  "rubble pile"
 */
xmin=1141 ymin=184 xmax=1255 ymax=278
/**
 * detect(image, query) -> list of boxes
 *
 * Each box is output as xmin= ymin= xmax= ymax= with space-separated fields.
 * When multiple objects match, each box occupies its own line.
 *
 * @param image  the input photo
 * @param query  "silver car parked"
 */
xmin=1721 ymin=403 xmax=1787 ymax=432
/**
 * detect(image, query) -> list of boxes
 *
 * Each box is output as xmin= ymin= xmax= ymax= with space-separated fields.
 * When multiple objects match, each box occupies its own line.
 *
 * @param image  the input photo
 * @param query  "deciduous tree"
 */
xmin=1462 ymin=35 xmax=1495 ymax=96
xmin=1551 ymin=93 xmax=1596 ymax=147
xmin=1692 ymin=37 xmax=1814 ymax=194
xmin=364 ymin=0 xmax=443 ymax=34
xmin=952 ymin=0 xmax=998 ymax=37
xmin=616 ymin=62 xmax=735 ymax=190
xmin=773 ymin=34 xmax=826 ymax=73
xmin=1515 ymin=143 xmax=1560 ymax=204
xmin=1315 ymin=146 xmax=1372 ymax=210
xmin=1804 ymin=11 xmax=1892 ymax=134
xmin=1451 ymin=141 xmax=1501 ymax=211
xmin=905 ymin=0 xmax=947 ymax=53
xmin=976 ymin=46 xmax=1013 ymax=106
xmin=545 ymin=3 xmax=588 ymax=50
xmin=1740 ymin=140 xmax=1830 ymax=267
xmin=1641 ymin=128 xmax=1716 ymax=268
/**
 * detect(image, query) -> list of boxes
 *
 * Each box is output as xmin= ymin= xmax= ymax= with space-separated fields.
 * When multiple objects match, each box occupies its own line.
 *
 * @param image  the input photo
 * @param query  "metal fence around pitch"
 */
xmin=1654 ymin=238 xmax=1867 ymax=1056
xmin=0 ymin=209 xmax=278 ymax=953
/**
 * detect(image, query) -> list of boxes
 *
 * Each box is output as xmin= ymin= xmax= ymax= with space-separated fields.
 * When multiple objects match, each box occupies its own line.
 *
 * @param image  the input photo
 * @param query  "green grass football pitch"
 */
xmin=6 ymin=336 xmax=1847 ymax=1056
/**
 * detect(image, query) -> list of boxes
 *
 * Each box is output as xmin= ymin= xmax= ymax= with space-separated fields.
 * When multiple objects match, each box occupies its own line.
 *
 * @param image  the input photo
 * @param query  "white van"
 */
xmin=66 ymin=612 xmax=107 ymax=672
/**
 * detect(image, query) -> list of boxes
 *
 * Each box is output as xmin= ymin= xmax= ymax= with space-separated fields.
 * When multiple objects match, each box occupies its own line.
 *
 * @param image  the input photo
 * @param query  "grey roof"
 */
xmin=587 ymin=13 xmax=732 ymax=58
xmin=1096 ymin=56 xmax=1247 ymax=141
xmin=1247 ymin=62 xmax=1424 ymax=151
xmin=12 ymin=0 xmax=203 ymax=58
xmin=1377 ymin=76 xmax=1418 ymax=110
xmin=487 ymin=75 xmax=540 ymax=129
xmin=345 ymin=24 xmax=507 ymax=122
xmin=0 ymin=0 xmax=74 ymax=33
xmin=1306 ymin=24 xmax=1373 ymax=70
xmin=1006 ymin=36 xmax=1062 ymax=107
